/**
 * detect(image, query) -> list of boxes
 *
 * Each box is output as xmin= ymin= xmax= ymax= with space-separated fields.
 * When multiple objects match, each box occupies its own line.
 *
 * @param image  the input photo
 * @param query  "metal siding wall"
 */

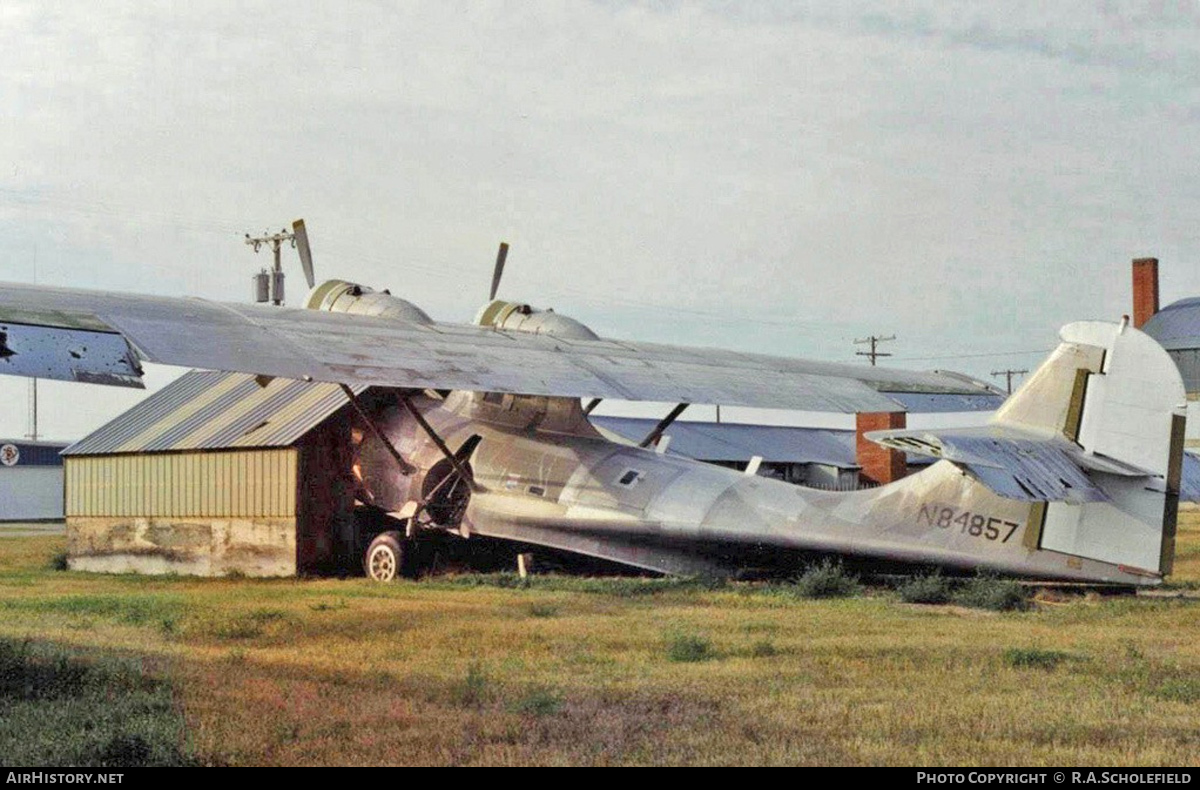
xmin=1172 ymin=349 xmax=1200 ymax=394
xmin=65 ymin=449 xmax=298 ymax=517
xmin=0 ymin=467 xmax=65 ymax=520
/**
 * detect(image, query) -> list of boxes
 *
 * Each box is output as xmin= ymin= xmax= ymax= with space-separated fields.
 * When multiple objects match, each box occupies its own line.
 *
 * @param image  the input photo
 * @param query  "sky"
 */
xmin=1 ymin=1 xmax=1199 ymax=441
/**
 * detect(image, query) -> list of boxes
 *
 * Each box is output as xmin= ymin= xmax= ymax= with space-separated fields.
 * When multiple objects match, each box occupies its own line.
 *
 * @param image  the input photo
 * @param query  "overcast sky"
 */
xmin=2 ymin=1 xmax=1199 ymax=440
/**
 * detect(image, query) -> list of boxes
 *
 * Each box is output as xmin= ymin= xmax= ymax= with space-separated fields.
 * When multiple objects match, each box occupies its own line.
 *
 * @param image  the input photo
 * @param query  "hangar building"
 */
xmin=1132 ymin=257 xmax=1200 ymax=446
xmin=0 ymin=439 xmax=69 ymax=521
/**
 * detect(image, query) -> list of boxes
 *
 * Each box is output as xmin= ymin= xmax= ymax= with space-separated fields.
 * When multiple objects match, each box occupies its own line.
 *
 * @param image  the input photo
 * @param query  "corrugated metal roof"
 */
xmin=64 ymin=371 xmax=361 ymax=455
xmin=1142 ymin=298 xmax=1200 ymax=351
xmin=591 ymin=416 xmax=860 ymax=468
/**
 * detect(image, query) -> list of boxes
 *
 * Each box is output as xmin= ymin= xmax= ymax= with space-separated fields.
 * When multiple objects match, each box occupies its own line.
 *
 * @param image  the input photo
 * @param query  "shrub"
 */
xmin=954 ymin=575 xmax=1031 ymax=612
xmin=897 ymin=573 xmax=953 ymax=604
xmin=792 ymin=560 xmax=861 ymax=599
xmin=667 ymin=634 xmax=714 ymax=663
xmin=750 ymin=639 xmax=777 ymax=658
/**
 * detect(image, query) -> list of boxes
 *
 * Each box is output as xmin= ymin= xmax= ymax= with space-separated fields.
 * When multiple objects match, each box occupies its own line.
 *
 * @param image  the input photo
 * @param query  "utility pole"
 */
xmin=854 ymin=334 xmax=895 ymax=366
xmin=27 ymin=380 xmax=37 ymax=442
xmin=27 ymin=244 xmax=38 ymax=441
xmin=991 ymin=369 xmax=1028 ymax=395
xmin=245 ymin=228 xmax=296 ymax=306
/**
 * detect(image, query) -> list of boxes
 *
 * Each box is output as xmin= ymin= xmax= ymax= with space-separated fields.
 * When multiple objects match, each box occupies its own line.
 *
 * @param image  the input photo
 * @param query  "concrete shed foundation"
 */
xmin=66 ymin=516 xmax=297 ymax=577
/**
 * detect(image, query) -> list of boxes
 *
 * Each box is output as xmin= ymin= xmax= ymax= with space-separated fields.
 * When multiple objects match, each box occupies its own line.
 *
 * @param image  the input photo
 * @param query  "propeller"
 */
xmin=292 ymin=219 xmax=315 ymax=289
xmin=489 ymin=242 xmax=509 ymax=301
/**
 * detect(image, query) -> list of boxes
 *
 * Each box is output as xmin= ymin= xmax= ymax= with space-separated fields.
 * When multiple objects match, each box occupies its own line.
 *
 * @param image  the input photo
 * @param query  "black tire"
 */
xmin=364 ymin=531 xmax=408 ymax=582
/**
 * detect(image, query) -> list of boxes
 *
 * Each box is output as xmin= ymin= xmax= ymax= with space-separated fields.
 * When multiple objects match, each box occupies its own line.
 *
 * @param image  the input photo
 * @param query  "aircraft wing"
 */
xmin=0 ymin=281 xmax=997 ymax=413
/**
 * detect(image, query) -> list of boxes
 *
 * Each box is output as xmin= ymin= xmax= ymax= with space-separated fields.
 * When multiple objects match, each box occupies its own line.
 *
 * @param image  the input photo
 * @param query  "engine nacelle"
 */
xmin=305 ymin=280 xmax=433 ymax=324
xmin=473 ymin=299 xmax=599 ymax=341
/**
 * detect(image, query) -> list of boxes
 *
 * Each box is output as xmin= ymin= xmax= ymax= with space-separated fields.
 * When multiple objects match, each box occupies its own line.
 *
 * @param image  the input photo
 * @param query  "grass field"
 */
xmin=2 ymin=516 xmax=1200 ymax=766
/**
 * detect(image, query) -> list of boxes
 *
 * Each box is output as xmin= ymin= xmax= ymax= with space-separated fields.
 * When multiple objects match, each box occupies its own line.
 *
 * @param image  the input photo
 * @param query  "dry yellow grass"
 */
xmin=2 ymin=519 xmax=1200 ymax=766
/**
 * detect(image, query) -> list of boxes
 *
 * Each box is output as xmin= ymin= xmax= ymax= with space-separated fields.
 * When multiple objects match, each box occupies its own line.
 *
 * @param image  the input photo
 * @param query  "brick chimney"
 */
xmin=855 ymin=411 xmax=907 ymax=485
xmin=1132 ymin=257 xmax=1160 ymax=329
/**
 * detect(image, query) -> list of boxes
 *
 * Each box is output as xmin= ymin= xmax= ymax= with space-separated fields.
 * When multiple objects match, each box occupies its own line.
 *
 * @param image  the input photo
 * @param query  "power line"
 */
xmin=991 ymin=368 xmax=1028 ymax=394
xmin=893 ymin=348 xmax=1053 ymax=362
xmin=854 ymin=334 xmax=895 ymax=366
xmin=244 ymin=228 xmax=297 ymax=306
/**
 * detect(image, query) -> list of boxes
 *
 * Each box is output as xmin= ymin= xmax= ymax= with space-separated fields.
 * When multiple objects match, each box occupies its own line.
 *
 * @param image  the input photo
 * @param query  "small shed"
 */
xmin=62 ymin=371 xmax=361 ymax=577
xmin=0 ymin=439 xmax=69 ymax=521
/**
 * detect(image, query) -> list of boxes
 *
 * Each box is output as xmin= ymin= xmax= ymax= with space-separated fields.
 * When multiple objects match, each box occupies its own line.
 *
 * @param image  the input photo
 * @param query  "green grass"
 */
xmin=450 ymin=662 xmax=492 ymax=707
xmin=511 ymin=686 xmax=563 ymax=716
xmin=435 ymin=572 xmax=725 ymax=596
xmin=2 ymin=519 xmax=1200 ymax=766
xmin=0 ymin=638 xmax=192 ymax=766
xmin=667 ymin=634 xmax=715 ymax=663
xmin=1003 ymin=647 xmax=1076 ymax=669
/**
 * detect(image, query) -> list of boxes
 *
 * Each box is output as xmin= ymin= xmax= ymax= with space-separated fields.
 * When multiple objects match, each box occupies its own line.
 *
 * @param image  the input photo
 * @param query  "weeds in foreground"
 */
xmin=212 ymin=608 xmax=291 ymax=640
xmin=667 ymin=634 xmax=715 ymax=663
xmin=1003 ymin=647 xmax=1075 ymax=669
xmin=1151 ymin=677 xmax=1200 ymax=703
xmin=451 ymin=662 xmax=492 ymax=707
xmin=511 ymin=686 xmax=563 ymax=716
xmin=0 ymin=638 xmax=192 ymax=766
xmin=436 ymin=573 xmax=725 ymax=596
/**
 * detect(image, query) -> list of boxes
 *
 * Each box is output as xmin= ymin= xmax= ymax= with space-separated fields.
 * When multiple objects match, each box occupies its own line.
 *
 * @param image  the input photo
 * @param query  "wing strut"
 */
xmin=338 ymin=384 xmax=416 ymax=475
xmin=639 ymin=403 xmax=689 ymax=448
xmin=398 ymin=394 xmax=482 ymax=492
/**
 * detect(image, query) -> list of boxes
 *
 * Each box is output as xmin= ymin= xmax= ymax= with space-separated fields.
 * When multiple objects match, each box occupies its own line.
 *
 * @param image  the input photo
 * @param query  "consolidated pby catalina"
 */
xmin=0 ymin=226 xmax=1194 ymax=586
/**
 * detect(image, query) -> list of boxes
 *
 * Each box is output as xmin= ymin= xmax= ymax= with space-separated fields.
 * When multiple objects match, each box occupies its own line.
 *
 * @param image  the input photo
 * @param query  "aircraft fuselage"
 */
xmin=353 ymin=390 xmax=1159 ymax=586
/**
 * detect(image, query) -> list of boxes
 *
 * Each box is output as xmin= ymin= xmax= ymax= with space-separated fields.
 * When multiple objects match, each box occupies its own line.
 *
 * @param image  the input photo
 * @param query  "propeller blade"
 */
xmin=293 ymin=219 xmax=315 ymax=288
xmin=489 ymin=242 xmax=509 ymax=301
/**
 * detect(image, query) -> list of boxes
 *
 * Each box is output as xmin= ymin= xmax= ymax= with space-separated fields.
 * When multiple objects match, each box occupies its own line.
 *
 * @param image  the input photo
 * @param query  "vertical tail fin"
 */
xmin=993 ymin=320 xmax=1186 ymax=576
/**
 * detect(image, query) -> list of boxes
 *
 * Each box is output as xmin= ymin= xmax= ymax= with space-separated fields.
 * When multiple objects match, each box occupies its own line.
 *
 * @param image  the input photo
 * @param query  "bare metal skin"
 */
xmin=356 ymin=355 xmax=1173 ymax=587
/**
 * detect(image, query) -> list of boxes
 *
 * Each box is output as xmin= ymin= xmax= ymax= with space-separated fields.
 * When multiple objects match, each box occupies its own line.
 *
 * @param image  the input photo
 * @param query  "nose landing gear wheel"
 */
xmin=364 ymin=531 xmax=408 ymax=581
